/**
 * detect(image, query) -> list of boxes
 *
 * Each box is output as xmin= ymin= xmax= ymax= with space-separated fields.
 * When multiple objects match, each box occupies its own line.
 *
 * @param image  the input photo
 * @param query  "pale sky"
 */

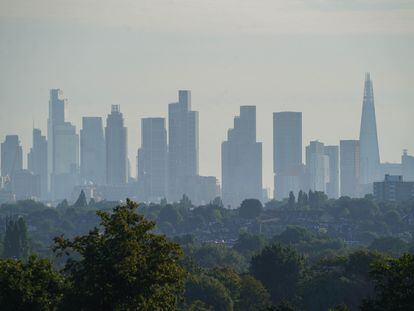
xmin=0 ymin=0 xmax=413 ymax=192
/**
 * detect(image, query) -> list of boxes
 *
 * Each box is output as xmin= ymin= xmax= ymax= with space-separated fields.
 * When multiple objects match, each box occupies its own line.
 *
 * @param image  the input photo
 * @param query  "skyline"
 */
xmin=0 ymin=72 xmax=413 ymax=193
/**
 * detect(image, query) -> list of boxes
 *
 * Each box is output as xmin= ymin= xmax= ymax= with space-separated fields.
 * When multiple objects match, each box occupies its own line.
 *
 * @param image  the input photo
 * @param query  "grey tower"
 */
xmin=340 ymin=140 xmax=360 ymax=197
xmin=306 ymin=141 xmax=329 ymax=193
xmin=324 ymin=145 xmax=340 ymax=199
xmin=168 ymin=90 xmax=199 ymax=201
xmin=1 ymin=135 xmax=23 ymax=177
xmin=105 ymin=105 xmax=128 ymax=185
xmin=81 ymin=117 xmax=106 ymax=185
xmin=359 ymin=73 xmax=380 ymax=186
xmin=222 ymin=106 xmax=262 ymax=208
xmin=273 ymin=112 xmax=303 ymax=199
xmin=137 ymin=118 xmax=167 ymax=202
xmin=28 ymin=129 xmax=48 ymax=198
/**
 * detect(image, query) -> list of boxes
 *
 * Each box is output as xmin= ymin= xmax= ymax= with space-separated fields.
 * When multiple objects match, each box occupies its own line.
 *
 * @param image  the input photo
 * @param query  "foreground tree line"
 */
xmin=0 ymin=199 xmax=413 ymax=310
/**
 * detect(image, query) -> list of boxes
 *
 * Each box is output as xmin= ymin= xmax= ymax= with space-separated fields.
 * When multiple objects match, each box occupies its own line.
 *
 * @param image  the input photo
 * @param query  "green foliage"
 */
xmin=288 ymin=192 xmax=295 ymax=209
xmin=72 ymin=190 xmax=88 ymax=208
xmin=369 ymin=237 xmax=408 ymax=256
xmin=361 ymin=253 xmax=414 ymax=311
xmin=233 ymin=232 xmax=266 ymax=258
xmin=0 ymin=255 xmax=65 ymax=310
xmin=236 ymin=275 xmax=271 ymax=311
xmin=2 ymin=217 xmax=29 ymax=260
xmin=54 ymin=199 xmax=185 ymax=310
xmin=250 ymin=243 xmax=304 ymax=304
xmin=239 ymin=199 xmax=263 ymax=219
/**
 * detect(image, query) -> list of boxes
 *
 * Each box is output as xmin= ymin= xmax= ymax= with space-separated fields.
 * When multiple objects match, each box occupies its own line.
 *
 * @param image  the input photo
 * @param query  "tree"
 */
xmin=233 ymin=232 xmax=266 ymax=258
xmin=54 ymin=199 xmax=185 ymax=310
xmin=56 ymin=199 xmax=69 ymax=209
xmin=2 ymin=217 xmax=29 ymax=260
xmin=288 ymin=191 xmax=295 ymax=209
xmin=369 ymin=237 xmax=407 ymax=256
xmin=361 ymin=253 xmax=414 ymax=311
xmin=72 ymin=190 xmax=88 ymax=208
xmin=250 ymin=243 xmax=304 ymax=304
xmin=0 ymin=255 xmax=65 ymax=310
xmin=239 ymin=199 xmax=263 ymax=219
xmin=235 ymin=275 xmax=271 ymax=311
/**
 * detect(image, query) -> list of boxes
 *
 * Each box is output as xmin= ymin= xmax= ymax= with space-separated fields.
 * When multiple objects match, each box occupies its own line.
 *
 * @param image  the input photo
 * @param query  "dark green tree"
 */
xmin=54 ymin=199 xmax=185 ymax=310
xmin=233 ymin=232 xmax=266 ymax=258
xmin=2 ymin=217 xmax=29 ymax=260
xmin=250 ymin=243 xmax=304 ymax=304
xmin=239 ymin=199 xmax=263 ymax=219
xmin=0 ymin=255 xmax=65 ymax=310
xmin=235 ymin=275 xmax=271 ymax=311
xmin=288 ymin=191 xmax=295 ymax=209
xmin=73 ymin=190 xmax=88 ymax=208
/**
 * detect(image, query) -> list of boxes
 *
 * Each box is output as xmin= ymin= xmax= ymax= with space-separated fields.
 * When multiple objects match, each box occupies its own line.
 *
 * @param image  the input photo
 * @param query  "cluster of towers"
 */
xmin=1 ymin=73 xmax=414 ymax=206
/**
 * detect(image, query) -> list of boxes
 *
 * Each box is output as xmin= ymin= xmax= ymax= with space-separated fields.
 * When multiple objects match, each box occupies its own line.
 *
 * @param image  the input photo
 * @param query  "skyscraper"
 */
xmin=168 ymin=90 xmax=199 ymax=201
xmin=359 ymin=73 xmax=380 ymax=188
xmin=324 ymin=145 xmax=340 ymax=199
xmin=28 ymin=129 xmax=48 ymax=198
xmin=137 ymin=117 xmax=167 ymax=202
xmin=1 ymin=135 xmax=23 ymax=177
xmin=306 ymin=141 xmax=329 ymax=193
xmin=340 ymin=140 xmax=360 ymax=197
xmin=80 ymin=117 xmax=105 ymax=185
xmin=222 ymin=106 xmax=262 ymax=208
xmin=273 ymin=112 xmax=303 ymax=199
xmin=402 ymin=150 xmax=414 ymax=181
xmin=47 ymin=89 xmax=66 ymax=190
xmin=105 ymin=105 xmax=128 ymax=185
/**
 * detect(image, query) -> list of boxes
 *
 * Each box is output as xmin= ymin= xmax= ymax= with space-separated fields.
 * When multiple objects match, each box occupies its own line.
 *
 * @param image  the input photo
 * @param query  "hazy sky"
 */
xmin=0 ymin=0 xmax=413 ymax=192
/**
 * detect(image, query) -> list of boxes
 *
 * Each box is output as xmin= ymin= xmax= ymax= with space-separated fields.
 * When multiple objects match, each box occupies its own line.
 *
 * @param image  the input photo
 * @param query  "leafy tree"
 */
xmin=233 ymin=232 xmax=266 ymax=258
xmin=56 ymin=199 xmax=69 ymax=209
xmin=361 ymin=253 xmax=414 ymax=310
xmin=275 ymin=226 xmax=313 ymax=245
xmin=250 ymin=243 xmax=304 ymax=304
xmin=192 ymin=243 xmax=247 ymax=271
xmin=369 ymin=237 xmax=407 ymax=256
xmin=72 ymin=190 xmax=88 ymax=208
xmin=288 ymin=192 xmax=295 ymax=209
xmin=184 ymin=273 xmax=233 ymax=311
xmin=2 ymin=217 xmax=29 ymax=260
xmin=54 ymin=199 xmax=185 ymax=310
xmin=0 ymin=255 xmax=65 ymax=310
xmin=239 ymin=199 xmax=263 ymax=219
xmin=207 ymin=267 xmax=241 ymax=302
xmin=235 ymin=275 xmax=271 ymax=311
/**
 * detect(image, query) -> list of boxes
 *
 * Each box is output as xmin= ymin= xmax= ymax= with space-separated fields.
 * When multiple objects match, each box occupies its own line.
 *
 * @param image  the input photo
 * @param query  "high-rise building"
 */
xmin=306 ymin=141 xmax=329 ymax=193
xmin=273 ymin=112 xmax=303 ymax=199
xmin=402 ymin=150 xmax=414 ymax=181
xmin=324 ymin=145 xmax=340 ymax=199
xmin=28 ymin=129 xmax=48 ymax=198
xmin=105 ymin=105 xmax=128 ymax=185
xmin=374 ymin=175 xmax=414 ymax=202
xmin=359 ymin=73 xmax=380 ymax=189
xmin=47 ymin=89 xmax=66 ymax=190
xmin=1 ymin=135 xmax=23 ymax=178
xmin=168 ymin=90 xmax=199 ymax=201
xmin=80 ymin=117 xmax=105 ymax=185
xmin=222 ymin=106 xmax=262 ymax=208
xmin=137 ymin=117 xmax=167 ymax=202
xmin=340 ymin=140 xmax=360 ymax=197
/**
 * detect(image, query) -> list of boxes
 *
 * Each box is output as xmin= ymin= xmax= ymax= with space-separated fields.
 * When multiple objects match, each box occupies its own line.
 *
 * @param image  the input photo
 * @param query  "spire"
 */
xmin=359 ymin=72 xmax=380 ymax=185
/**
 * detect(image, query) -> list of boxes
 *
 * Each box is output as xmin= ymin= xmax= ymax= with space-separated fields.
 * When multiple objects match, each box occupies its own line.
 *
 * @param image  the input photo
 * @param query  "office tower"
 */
xmin=222 ymin=106 xmax=262 ymax=208
xmin=306 ymin=141 xmax=329 ymax=193
xmin=273 ymin=112 xmax=303 ymax=199
xmin=47 ymin=89 xmax=66 ymax=190
xmin=137 ymin=118 xmax=167 ymax=202
xmin=11 ymin=169 xmax=40 ymax=200
xmin=28 ymin=129 xmax=48 ymax=198
xmin=324 ymin=145 xmax=340 ymax=198
xmin=51 ymin=122 xmax=79 ymax=200
xmin=340 ymin=140 xmax=360 ymax=197
xmin=168 ymin=90 xmax=199 ymax=201
xmin=80 ymin=117 xmax=105 ymax=185
xmin=1 ymin=135 xmax=23 ymax=177
xmin=402 ymin=150 xmax=414 ymax=181
xmin=374 ymin=175 xmax=414 ymax=202
xmin=359 ymin=73 xmax=380 ymax=188
xmin=105 ymin=105 xmax=128 ymax=185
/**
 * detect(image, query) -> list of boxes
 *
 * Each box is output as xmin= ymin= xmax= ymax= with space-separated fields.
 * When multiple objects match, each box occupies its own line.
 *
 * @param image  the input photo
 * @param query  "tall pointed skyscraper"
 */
xmin=359 ymin=72 xmax=380 ymax=188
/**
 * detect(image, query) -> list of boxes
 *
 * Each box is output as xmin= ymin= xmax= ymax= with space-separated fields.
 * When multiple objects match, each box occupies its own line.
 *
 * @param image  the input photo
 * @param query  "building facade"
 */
xmin=1 ymin=135 xmax=23 ymax=178
xmin=340 ymin=140 xmax=360 ymax=198
xmin=374 ymin=175 xmax=414 ymax=202
xmin=324 ymin=145 xmax=340 ymax=199
xmin=28 ymin=129 xmax=48 ymax=199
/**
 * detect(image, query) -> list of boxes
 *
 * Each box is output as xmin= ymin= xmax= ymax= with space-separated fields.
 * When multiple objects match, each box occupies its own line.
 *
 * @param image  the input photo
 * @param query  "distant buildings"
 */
xmin=306 ymin=141 xmax=329 ymax=193
xmin=222 ymin=106 xmax=262 ymax=208
xmin=324 ymin=145 xmax=340 ymax=199
xmin=273 ymin=112 xmax=303 ymax=199
xmin=359 ymin=73 xmax=380 ymax=192
xmin=137 ymin=118 xmax=167 ymax=202
xmin=28 ymin=129 xmax=48 ymax=198
xmin=374 ymin=175 xmax=414 ymax=202
xmin=1 ymin=135 xmax=23 ymax=178
xmin=402 ymin=150 xmax=414 ymax=181
xmin=105 ymin=105 xmax=128 ymax=185
xmin=168 ymin=90 xmax=199 ymax=202
xmin=80 ymin=117 xmax=106 ymax=185
xmin=340 ymin=140 xmax=360 ymax=197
